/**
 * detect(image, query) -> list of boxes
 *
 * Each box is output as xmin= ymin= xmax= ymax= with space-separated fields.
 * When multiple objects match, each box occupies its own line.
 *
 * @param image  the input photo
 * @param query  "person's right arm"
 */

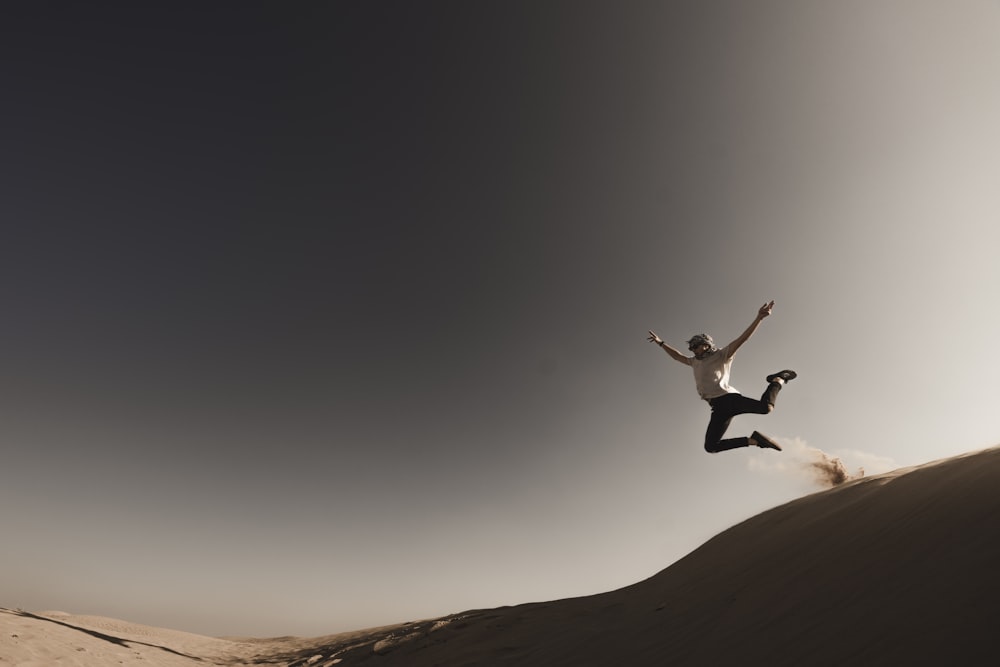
xmin=647 ymin=330 xmax=692 ymax=366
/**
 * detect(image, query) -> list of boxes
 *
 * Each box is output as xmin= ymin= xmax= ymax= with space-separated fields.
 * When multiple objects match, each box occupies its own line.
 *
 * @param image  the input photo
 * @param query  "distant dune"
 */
xmin=5 ymin=445 xmax=1000 ymax=666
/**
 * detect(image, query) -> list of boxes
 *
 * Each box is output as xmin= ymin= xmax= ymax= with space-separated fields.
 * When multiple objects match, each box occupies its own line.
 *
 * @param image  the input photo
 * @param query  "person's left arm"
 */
xmin=724 ymin=300 xmax=774 ymax=359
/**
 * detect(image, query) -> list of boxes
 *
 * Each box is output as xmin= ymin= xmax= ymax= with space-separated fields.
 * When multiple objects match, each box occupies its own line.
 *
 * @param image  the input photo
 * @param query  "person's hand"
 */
xmin=647 ymin=330 xmax=663 ymax=345
xmin=758 ymin=300 xmax=775 ymax=319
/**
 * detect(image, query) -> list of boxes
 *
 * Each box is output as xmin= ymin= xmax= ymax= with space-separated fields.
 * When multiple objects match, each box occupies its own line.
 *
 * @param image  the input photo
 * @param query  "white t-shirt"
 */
xmin=690 ymin=345 xmax=738 ymax=400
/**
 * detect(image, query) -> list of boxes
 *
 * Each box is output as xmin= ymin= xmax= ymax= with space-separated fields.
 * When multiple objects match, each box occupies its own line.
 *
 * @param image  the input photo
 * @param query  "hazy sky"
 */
xmin=3 ymin=1 xmax=999 ymax=638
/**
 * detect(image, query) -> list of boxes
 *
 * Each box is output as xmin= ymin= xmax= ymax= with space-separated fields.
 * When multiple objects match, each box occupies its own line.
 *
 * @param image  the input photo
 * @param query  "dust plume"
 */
xmin=806 ymin=448 xmax=860 ymax=488
xmin=748 ymin=437 xmax=869 ymax=488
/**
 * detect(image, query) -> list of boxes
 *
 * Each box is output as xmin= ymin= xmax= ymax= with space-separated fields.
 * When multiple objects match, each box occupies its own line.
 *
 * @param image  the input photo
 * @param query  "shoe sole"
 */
xmin=767 ymin=370 xmax=797 ymax=384
xmin=751 ymin=431 xmax=782 ymax=451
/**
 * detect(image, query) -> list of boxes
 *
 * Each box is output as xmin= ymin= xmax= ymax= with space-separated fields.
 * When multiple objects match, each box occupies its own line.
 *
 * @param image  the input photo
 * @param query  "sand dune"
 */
xmin=5 ymin=445 xmax=999 ymax=666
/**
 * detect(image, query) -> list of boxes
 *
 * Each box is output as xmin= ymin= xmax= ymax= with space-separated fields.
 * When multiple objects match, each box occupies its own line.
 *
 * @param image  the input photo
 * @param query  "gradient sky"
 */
xmin=3 ymin=1 xmax=999 ymax=638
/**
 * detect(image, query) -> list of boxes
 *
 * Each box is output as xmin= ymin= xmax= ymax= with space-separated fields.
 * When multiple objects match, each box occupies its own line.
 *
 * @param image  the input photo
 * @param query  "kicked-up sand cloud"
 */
xmin=4 ymin=445 xmax=998 ymax=666
xmin=748 ymin=436 xmax=879 ymax=488
xmin=805 ymin=444 xmax=856 ymax=486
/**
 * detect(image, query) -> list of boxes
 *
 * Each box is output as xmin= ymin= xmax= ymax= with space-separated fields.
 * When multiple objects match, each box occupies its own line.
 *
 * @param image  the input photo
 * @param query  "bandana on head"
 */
xmin=686 ymin=333 xmax=715 ymax=350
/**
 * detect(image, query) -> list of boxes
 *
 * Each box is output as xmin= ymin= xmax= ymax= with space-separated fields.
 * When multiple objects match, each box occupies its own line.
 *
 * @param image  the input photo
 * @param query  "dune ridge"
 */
xmin=4 ymin=445 xmax=999 ymax=666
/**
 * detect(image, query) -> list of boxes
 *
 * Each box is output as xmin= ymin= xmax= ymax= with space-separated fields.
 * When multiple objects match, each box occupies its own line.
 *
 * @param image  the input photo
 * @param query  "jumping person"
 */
xmin=646 ymin=300 xmax=796 ymax=453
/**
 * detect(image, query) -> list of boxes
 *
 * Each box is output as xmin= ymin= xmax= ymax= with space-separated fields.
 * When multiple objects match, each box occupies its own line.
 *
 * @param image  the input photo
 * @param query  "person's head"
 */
xmin=686 ymin=333 xmax=715 ymax=359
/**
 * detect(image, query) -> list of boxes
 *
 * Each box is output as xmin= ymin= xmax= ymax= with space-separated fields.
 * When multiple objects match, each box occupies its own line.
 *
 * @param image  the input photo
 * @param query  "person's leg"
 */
xmin=704 ymin=394 xmax=770 ymax=452
xmin=760 ymin=381 xmax=782 ymax=411
xmin=749 ymin=372 xmax=799 ymax=451
xmin=762 ymin=370 xmax=797 ymax=409
xmin=704 ymin=407 xmax=740 ymax=452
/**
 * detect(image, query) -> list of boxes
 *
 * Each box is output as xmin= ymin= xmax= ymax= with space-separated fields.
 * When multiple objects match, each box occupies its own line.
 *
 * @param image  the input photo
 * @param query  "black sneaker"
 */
xmin=751 ymin=431 xmax=782 ymax=451
xmin=766 ymin=370 xmax=797 ymax=384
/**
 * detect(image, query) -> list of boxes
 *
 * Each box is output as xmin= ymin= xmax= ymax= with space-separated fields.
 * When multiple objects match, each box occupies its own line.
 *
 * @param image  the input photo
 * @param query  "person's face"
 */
xmin=690 ymin=342 xmax=710 ymax=358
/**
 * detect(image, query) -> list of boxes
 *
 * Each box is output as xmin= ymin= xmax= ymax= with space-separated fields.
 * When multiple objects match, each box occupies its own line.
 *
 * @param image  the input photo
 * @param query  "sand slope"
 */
xmin=0 ymin=609 xmax=252 ymax=666
xmin=5 ymin=445 xmax=999 ymax=666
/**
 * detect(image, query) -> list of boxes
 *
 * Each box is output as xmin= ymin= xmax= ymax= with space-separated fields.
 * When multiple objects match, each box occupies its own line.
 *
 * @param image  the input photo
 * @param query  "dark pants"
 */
xmin=704 ymin=382 xmax=783 ymax=453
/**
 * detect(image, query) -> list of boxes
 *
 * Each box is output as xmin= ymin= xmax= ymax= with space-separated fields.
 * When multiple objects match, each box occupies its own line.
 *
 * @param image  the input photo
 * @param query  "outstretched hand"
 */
xmin=758 ymin=300 xmax=775 ymax=319
xmin=647 ymin=330 xmax=663 ymax=345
